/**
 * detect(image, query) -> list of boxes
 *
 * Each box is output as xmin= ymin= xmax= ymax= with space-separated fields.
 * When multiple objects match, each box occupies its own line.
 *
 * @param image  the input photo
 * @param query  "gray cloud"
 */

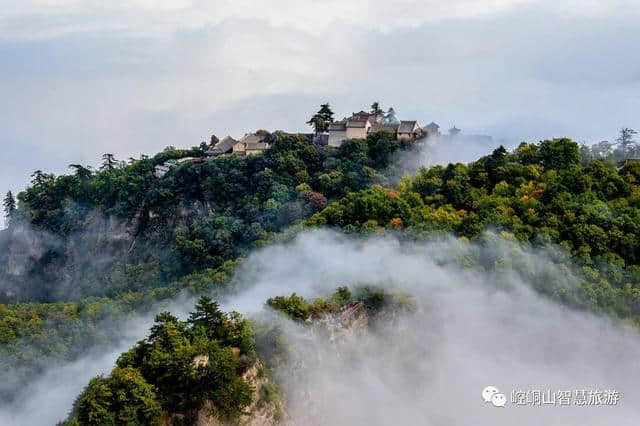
xmin=2 ymin=1 xmax=639 ymax=212
xmin=230 ymin=230 xmax=640 ymax=425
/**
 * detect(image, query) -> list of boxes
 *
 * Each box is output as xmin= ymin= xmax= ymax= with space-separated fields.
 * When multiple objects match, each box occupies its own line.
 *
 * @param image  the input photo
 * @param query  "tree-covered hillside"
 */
xmin=3 ymin=132 xmax=640 ymax=422
xmin=62 ymin=296 xmax=272 ymax=426
xmin=0 ymin=131 xmax=405 ymax=404
xmin=1 ymin=132 xmax=401 ymax=303
xmin=64 ymin=287 xmax=411 ymax=425
xmin=309 ymin=138 xmax=640 ymax=323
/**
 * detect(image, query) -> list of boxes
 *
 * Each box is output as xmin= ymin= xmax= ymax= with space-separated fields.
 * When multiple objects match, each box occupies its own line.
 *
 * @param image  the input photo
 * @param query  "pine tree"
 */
xmin=188 ymin=296 xmax=224 ymax=329
xmin=307 ymin=103 xmax=334 ymax=133
xmin=616 ymin=128 xmax=637 ymax=158
xmin=30 ymin=170 xmax=50 ymax=187
xmin=101 ymin=153 xmax=117 ymax=171
xmin=370 ymin=102 xmax=382 ymax=115
xmin=3 ymin=191 xmax=16 ymax=220
xmin=318 ymin=103 xmax=334 ymax=123
xmin=148 ymin=312 xmax=182 ymax=344
xmin=306 ymin=114 xmax=327 ymax=133
xmin=68 ymin=164 xmax=92 ymax=179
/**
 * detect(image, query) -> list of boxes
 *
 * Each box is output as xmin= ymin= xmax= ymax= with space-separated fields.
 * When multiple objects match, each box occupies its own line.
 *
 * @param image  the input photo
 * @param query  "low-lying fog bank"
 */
xmin=3 ymin=230 xmax=639 ymax=425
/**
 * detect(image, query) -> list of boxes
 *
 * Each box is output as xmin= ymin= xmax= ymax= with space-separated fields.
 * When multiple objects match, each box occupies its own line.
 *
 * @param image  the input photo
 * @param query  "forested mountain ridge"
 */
xmin=0 ymin=133 xmax=399 ymax=303
xmin=3 ymin=135 xmax=640 ymax=364
xmin=0 ymin=131 xmax=406 ymax=404
xmin=3 ymin=132 xmax=640 ymax=424
xmin=308 ymin=138 xmax=640 ymax=323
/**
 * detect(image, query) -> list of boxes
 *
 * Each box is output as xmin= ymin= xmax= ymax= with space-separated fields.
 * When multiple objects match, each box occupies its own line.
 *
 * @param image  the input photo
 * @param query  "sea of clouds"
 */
xmin=4 ymin=229 xmax=638 ymax=425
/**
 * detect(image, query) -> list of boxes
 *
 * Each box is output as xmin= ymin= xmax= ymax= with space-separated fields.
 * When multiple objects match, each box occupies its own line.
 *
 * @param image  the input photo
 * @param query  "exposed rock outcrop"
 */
xmin=195 ymin=361 xmax=285 ymax=426
xmin=163 ymin=356 xmax=286 ymax=426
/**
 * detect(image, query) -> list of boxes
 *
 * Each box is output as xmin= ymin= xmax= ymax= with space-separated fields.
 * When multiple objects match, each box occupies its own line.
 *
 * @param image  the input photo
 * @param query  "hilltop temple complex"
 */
xmin=154 ymin=104 xmax=492 ymax=178
xmin=203 ymin=105 xmax=450 ymax=161
xmin=199 ymin=104 xmax=490 ymax=162
xmin=324 ymin=107 xmax=428 ymax=147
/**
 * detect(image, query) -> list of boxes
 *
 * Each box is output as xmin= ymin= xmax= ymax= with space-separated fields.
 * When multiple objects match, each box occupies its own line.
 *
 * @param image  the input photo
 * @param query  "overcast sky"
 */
xmin=1 ymin=0 xmax=639 ymax=199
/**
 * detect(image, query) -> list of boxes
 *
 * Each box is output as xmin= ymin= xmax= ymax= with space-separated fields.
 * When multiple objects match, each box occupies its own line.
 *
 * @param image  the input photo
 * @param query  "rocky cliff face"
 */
xmin=0 ymin=197 xmax=230 ymax=302
xmin=0 ymin=211 xmax=136 ymax=302
xmin=262 ymin=300 xmax=413 ymax=425
xmin=163 ymin=305 xmax=374 ymax=426
xmin=310 ymin=301 xmax=369 ymax=343
xmin=196 ymin=361 xmax=284 ymax=426
xmin=163 ymin=357 xmax=285 ymax=426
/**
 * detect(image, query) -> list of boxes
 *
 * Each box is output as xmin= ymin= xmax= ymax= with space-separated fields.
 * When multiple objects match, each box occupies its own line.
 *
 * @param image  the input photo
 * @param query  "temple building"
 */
xmin=327 ymin=107 xmax=423 ymax=147
xmin=232 ymin=133 xmax=270 ymax=156
xmin=206 ymin=136 xmax=237 ymax=156
xmin=423 ymin=122 xmax=441 ymax=138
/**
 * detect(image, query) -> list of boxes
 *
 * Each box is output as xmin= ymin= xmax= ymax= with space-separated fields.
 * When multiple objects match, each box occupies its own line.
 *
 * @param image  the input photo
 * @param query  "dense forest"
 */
xmin=63 ymin=287 xmax=411 ymax=425
xmin=0 ymin=131 xmax=406 ymax=404
xmin=309 ymin=138 xmax=640 ymax=323
xmin=2 ymin=129 xmax=640 ymax=423
xmin=1 ymin=132 xmax=399 ymax=303
xmin=63 ymin=296 xmax=265 ymax=425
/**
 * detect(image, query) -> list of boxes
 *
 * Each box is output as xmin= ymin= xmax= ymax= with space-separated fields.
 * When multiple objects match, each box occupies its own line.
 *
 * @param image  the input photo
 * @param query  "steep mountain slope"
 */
xmin=1 ymin=133 xmax=401 ymax=303
xmin=3 ymin=134 xmax=640 ymax=424
xmin=62 ymin=287 xmax=409 ymax=425
xmin=0 ymin=132 xmax=405 ymax=405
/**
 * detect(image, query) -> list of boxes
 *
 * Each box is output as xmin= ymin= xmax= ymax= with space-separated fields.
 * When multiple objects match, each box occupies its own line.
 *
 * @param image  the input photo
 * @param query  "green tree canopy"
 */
xmin=306 ymin=103 xmax=334 ymax=133
xmin=71 ymin=367 xmax=162 ymax=426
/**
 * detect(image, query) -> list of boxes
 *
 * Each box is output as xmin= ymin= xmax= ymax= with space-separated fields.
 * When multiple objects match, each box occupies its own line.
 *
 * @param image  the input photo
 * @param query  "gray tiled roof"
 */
xmin=328 ymin=122 xmax=347 ymax=131
xmin=217 ymin=135 xmax=237 ymax=146
xmin=241 ymin=133 xmax=264 ymax=144
xmin=398 ymin=120 xmax=418 ymax=133
xmin=208 ymin=136 xmax=237 ymax=155
xmin=370 ymin=123 xmax=399 ymax=132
